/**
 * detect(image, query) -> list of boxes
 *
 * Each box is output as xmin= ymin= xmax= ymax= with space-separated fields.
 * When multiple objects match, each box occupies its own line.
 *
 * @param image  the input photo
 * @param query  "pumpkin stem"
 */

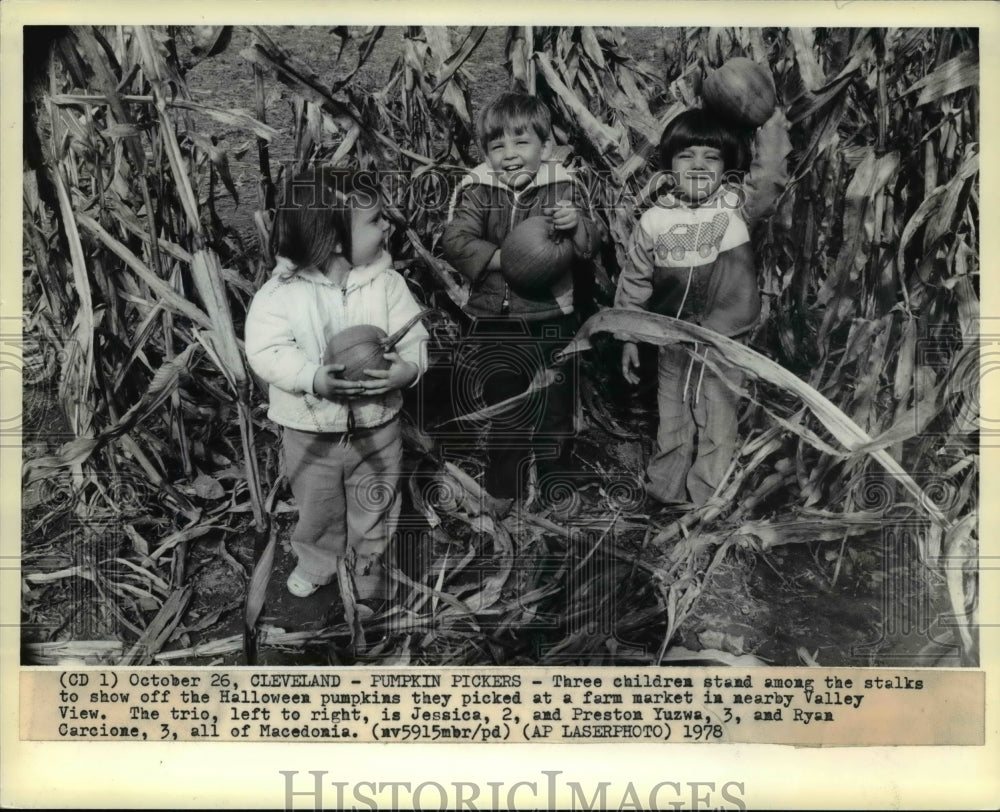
xmin=382 ymin=308 xmax=438 ymax=351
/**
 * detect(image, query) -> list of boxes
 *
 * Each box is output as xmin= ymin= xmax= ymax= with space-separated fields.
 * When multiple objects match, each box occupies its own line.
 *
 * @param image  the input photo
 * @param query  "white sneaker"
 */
xmin=286 ymin=567 xmax=321 ymax=598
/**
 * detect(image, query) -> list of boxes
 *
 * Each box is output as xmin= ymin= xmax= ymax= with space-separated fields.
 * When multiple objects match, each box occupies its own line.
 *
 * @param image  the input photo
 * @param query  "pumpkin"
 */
xmin=701 ymin=57 xmax=776 ymax=128
xmin=323 ymin=309 xmax=435 ymax=381
xmin=324 ymin=324 xmax=391 ymax=381
xmin=500 ymin=216 xmax=575 ymax=297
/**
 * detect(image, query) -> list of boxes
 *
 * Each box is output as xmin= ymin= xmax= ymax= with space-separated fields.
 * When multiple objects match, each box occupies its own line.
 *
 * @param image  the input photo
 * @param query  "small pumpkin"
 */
xmin=323 ymin=309 xmax=434 ymax=381
xmin=500 ymin=216 xmax=575 ymax=297
xmin=701 ymin=56 xmax=776 ymax=128
xmin=324 ymin=324 xmax=391 ymax=381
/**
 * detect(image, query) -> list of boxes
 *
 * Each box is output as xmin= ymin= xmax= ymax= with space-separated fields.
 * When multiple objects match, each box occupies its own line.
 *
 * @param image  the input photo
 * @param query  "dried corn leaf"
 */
xmin=174 ymin=99 xmax=281 ymax=140
xmin=121 ymin=584 xmax=193 ymax=665
xmin=562 ymin=308 xmax=950 ymax=531
xmin=244 ymin=523 xmax=277 ymax=646
xmin=145 ymin=523 xmax=217 ymax=564
xmin=23 ymin=437 xmax=101 ymax=482
xmin=579 ymin=27 xmax=607 ymax=69
xmin=50 ymin=164 xmax=95 ymax=436
xmin=24 ymin=566 xmax=85 ymax=584
xmin=819 ymin=149 xmax=900 ymax=307
xmin=534 ymin=51 xmax=622 ymax=157
xmin=736 ymin=515 xmax=884 ymax=550
xmin=924 ymin=149 xmax=978 ymax=251
xmin=190 ymin=25 xmax=233 ymax=59
xmin=904 ymin=50 xmax=978 ymax=107
xmin=190 ymin=249 xmax=248 ymax=390
xmin=392 ymin=210 xmax=468 ymax=308
xmin=463 ymin=520 xmax=515 ymax=613
xmin=942 ymin=511 xmax=977 ymax=660
xmin=25 ymin=641 xmax=125 ymax=666
xmin=788 ymin=28 xmax=825 ymax=92
xmin=75 ymin=214 xmax=212 ymax=328
xmin=437 ymin=368 xmax=558 ymax=427
xmin=742 ymin=109 xmax=793 ymax=228
xmin=431 ymin=26 xmax=487 ymax=92
xmin=188 ymin=132 xmax=239 ymax=205
xmin=392 ymin=566 xmax=479 ymax=622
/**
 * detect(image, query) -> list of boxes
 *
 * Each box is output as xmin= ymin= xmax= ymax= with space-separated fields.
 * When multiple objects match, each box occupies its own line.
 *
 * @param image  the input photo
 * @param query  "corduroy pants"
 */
xmin=646 ymin=343 xmax=743 ymax=507
xmin=282 ymin=418 xmax=402 ymax=599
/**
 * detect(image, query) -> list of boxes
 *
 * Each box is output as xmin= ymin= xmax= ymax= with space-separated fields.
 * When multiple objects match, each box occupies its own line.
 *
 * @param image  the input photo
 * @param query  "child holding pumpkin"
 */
xmin=616 ymin=107 xmax=785 ymax=507
xmin=245 ymin=166 xmax=428 ymax=601
xmin=442 ymin=92 xmax=605 ymax=510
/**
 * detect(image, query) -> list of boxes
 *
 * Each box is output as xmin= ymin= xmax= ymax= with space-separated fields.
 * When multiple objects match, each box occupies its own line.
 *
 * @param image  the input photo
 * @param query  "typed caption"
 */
xmin=21 ymin=667 xmax=982 ymax=746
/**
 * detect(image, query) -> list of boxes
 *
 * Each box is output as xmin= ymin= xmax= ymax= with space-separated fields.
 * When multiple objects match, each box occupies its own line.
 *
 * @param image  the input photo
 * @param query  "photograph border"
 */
xmin=3 ymin=1 xmax=999 ymax=809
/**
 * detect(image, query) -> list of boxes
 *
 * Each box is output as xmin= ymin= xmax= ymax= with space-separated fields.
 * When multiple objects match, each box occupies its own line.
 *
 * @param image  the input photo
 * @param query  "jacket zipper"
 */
xmin=501 ymin=188 xmax=528 ymax=315
xmin=339 ymin=277 xmax=356 ymax=442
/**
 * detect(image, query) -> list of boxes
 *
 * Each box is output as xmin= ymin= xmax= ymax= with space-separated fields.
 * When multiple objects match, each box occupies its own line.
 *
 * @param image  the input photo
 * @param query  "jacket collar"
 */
xmin=272 ymin=249 xmax=394 ymax=290
xmin=458 ymin=159 xmax=577 ymax=195
xmin=447 ymin=160 xmax=578 ymax=223
xmin=657 ymin=182 xmax=742 ymax=211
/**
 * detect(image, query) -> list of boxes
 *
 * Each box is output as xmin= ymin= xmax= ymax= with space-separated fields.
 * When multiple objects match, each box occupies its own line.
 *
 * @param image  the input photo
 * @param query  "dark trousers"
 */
xmin=463 ymin=314 xmax=579 ymax=501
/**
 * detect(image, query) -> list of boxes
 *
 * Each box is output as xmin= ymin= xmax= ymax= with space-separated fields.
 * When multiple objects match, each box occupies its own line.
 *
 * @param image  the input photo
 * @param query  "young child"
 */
xmin=442 ymin=92 xmax=604 ymax=509
xmin=245 ymin=166 xmax=428 ymax=601
xmin=615 ymin=108 xmax=760 ymax=508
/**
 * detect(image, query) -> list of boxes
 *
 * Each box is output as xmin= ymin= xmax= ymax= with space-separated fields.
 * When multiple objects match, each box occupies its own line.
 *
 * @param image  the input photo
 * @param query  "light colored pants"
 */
xmin=647 ymin=344 xmax=742 ymax=506
xmin=282 ymin=419 xmax=402 ymax=599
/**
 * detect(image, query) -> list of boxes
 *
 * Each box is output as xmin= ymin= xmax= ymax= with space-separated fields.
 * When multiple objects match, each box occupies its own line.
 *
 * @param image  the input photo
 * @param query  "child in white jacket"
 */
xmin=245 ymin=167 xmax=428 ymax=603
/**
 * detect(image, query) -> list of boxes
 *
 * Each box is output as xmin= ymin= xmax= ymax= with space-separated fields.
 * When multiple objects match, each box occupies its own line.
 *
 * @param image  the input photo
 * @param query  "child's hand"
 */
xmin=313 ymin=364 xmax=370 ymax=400
xmin=358 ymin=352 xmax=418 ymax=396
xmin=621 ymin=342 xmax=640 ymax=385
xmin=544 ymin=199 xmax=579 ymax=232
xmin=762 ymin=107 xmax=791 ymax=132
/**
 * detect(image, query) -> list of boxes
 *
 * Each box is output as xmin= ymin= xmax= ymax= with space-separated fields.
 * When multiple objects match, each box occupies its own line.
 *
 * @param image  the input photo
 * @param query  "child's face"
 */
xmin=484 ymin=127 xmax=552 ymax=189
xmin=671 ymin=145 xmax=725 ymax=203
xmin=349 ymin=195 xmax=389 ymax=266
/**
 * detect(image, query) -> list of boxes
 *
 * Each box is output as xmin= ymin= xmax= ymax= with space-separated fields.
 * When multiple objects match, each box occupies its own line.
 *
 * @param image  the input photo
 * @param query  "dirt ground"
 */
xmin=184 ymin=26 xmax=667 ymax=246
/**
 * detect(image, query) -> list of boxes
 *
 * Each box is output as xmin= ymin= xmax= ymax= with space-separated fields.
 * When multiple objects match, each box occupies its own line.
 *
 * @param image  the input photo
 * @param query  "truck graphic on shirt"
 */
xmin=654 ymin=212 xmax=730 ymax=263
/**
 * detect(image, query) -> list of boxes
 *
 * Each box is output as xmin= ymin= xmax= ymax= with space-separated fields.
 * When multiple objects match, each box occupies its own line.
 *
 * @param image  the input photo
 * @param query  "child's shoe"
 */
xmin=286 ymin=566 xmax=321 ymax=598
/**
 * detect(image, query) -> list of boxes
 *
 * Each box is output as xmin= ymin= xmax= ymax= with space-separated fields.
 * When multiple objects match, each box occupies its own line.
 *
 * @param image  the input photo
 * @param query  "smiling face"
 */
xmin=484 ymin=127 xmax=552 ymax=190
xmin=671 ymin=144 xmax=725 ymax=203
xmin=348 ymin=195 xmax=389 ymax=266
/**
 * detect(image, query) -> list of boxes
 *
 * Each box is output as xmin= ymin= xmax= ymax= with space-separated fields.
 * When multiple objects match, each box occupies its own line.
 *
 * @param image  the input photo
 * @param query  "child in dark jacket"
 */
xmin=442 ymin=93 xmax=604 ymax=507
xmin=616 ymin=108 xmax=760 ymax=508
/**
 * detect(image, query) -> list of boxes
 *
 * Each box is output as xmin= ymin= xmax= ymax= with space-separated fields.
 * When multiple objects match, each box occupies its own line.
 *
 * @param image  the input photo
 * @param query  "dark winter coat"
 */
xmin=442 ymin=161 xmax=604 ymax=321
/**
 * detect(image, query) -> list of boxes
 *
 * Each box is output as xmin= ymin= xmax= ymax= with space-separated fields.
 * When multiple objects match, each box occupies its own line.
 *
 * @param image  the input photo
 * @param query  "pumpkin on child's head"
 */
xmin=701 ymin=57 xmax=776 ymax=128
xmin=500 ymin=216 xmax=575 ymax=297
xmin=323 ymin=324 xmax=391 ymax=381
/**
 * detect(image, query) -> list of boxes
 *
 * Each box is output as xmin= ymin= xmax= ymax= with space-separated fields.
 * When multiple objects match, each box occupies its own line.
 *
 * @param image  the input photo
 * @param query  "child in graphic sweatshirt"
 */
xmin=616 ymin=108 xmax=765 ymax=507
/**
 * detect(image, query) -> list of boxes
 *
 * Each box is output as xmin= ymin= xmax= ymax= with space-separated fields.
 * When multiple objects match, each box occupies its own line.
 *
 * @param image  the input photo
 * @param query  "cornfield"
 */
xmin=20 ymin=25 xmax=979 ymax=667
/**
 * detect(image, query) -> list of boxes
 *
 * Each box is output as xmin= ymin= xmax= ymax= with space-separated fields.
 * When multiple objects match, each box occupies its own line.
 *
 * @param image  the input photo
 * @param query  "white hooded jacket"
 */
xmin=245 ymin=250 xmax=429 ymax=433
